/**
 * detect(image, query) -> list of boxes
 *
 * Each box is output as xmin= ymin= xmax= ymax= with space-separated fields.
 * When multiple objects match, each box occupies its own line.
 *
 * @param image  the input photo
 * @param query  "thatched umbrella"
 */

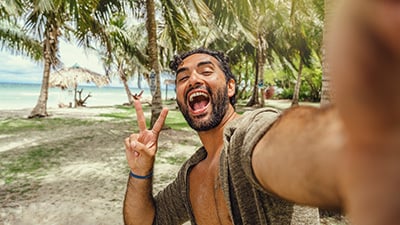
xmin=50 ymin=64 xmax=110 ymax=107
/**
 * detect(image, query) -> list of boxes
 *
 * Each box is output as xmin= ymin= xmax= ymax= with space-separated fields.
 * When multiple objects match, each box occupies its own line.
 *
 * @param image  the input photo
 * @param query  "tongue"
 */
xmin=193 ymin=100 xmax=208 ymax=111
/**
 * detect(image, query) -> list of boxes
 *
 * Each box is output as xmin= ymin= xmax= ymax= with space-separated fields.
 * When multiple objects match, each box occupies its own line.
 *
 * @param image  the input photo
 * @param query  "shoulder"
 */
xmin=225 ymin=107 xmax=281 ymax=135
xmin=221 ymin=108 xmax=281 ymax=157
xmin=242 ymin=107 xmax=281 ymax=124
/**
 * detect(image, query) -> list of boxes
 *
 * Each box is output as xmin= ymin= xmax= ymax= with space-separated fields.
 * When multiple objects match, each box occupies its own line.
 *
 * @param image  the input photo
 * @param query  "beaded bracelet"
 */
xmin=130 ymin=170 xmax=153 ymax=179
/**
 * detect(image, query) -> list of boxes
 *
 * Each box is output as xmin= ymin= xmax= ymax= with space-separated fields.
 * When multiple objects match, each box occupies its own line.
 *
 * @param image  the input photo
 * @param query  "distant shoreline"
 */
xmin=0 ymin=105 xmax=130 ymax=119
xmin=0 ymin=81 xmax=123 ymax=88
xmin=0 ymin=82 xmax=176 ymax=110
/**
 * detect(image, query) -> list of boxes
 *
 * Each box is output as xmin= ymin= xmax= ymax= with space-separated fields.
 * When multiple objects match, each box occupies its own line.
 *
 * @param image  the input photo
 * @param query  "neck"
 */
xmin=198 ymin=106 xmax=239 ymax=159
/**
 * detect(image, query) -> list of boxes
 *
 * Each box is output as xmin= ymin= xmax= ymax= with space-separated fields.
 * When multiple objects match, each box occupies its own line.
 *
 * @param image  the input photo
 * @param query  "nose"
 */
xmin=187 ymin=70 xmax=204 ymax=88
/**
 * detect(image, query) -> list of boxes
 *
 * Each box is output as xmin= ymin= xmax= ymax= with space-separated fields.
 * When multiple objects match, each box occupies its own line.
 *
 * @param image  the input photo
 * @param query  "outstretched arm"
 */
xmin=329 ymin=1 xmax=400 ymax=224
xmin=253 ymin=1 xmax=400 ymax=224
xmin=252 ymin=106 xmax=344 ymax=209
xmin=123 ymin=100 xmax=168 ymax=225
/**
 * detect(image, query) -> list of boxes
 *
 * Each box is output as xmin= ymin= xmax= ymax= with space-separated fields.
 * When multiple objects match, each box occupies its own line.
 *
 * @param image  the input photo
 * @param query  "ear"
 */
xmin=227 ymin=79 xmax=236 ymax=98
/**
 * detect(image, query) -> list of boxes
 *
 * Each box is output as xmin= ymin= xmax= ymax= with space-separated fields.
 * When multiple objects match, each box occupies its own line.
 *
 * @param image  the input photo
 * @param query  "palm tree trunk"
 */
xmin=29 ymin=28 xmax=55 ymax=118
xmin=247 ymin=44 xmax=266 ymax=107
xmin=257 ymin=36 xmax=267 ymax=107
xmin=146 ymin=0 xmax=163 ymax=129
xmin=320 ymin=0 xmax=337 ymax=107
xmin=122 ymin=78 xmax=134 ymax=105
xmin=118 ymin=62 xmax=134 ymax=105
xmin=292 ymin=60 xmax=304 ymax=106
xmin=247 ymin=35 xmax=267 ymax=107
xmin=74 ymin=84 xmax=78 ymax=108
xmin=238 ymin=62 xmax=249 ymax=99
xmin=29 ymin=47 xmax=50 ymax=118
xmin=246 ymin=64 xmax=259 ymax=107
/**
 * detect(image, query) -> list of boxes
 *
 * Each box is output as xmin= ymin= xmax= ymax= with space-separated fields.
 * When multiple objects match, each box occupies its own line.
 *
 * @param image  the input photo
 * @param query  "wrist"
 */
xmin=129 ymin=170 xmax=153 ymax=179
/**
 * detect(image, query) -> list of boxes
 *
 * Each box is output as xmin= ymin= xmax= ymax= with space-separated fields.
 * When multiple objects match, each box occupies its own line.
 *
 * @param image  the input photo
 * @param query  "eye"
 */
xmin=177 ymin=74 xmax=189 ymax=82
xmin=201 ymin=71 xmax=212 ymax=75
xmin=198 ymin=68 xmax=213 ymax=76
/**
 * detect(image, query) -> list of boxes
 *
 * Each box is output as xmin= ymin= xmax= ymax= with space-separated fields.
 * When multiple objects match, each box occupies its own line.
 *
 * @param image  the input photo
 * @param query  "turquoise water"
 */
xmin=0 ymin=82 xmax=176 ymax=110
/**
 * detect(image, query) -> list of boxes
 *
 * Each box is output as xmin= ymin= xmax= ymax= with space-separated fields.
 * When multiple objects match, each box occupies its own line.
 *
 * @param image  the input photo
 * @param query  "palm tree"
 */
xmin=189 ymin=0 xmax=326 ymax=107
xmin=145 ymin=0 xmax=164 ymax=128
xmin=97 ymin=0 xmax=197 ymax=127
xmin=7 ymin=0 xmax=122 ymax=118
xmin=287 ymin=0 xmax=322 ymax=106
xmin=190 ymin=0 xmax=290 ymax=107
xmin=115 ymin=44 xmax=149 ymax=106
xmin=102 ymin=13 xmax=150 ymax=105
xmin=189 ymin=0 xmax=280 ymax=106
xmin=143 ymin=0 xmax=198 ymax=128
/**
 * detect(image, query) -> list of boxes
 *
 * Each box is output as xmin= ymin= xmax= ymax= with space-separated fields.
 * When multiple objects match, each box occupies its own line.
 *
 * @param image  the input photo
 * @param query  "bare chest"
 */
xmin=189 ymin=163 xmax=233 ymax=225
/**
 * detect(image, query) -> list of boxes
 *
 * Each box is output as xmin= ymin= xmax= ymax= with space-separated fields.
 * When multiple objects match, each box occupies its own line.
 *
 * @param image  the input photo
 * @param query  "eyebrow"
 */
xmin=176 ymin=67 xmax=188 ymax=75
xmin=176 ymin=60 xmax=215 ymax=75
xmin=197 ymin=61 xmax=214 ymax=68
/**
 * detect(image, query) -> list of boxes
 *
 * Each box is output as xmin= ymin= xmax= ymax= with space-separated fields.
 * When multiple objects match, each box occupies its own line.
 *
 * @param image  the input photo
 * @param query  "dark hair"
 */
xmin=169 ymin=48 xmax=237 ymax=106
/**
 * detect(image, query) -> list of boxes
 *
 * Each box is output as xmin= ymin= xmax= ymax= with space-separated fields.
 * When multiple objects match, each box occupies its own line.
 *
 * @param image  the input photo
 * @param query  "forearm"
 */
xmin=252 ymin=106 xmax=344 ymax=209
xmin=123 ymin=176 xmax=155 ymax=225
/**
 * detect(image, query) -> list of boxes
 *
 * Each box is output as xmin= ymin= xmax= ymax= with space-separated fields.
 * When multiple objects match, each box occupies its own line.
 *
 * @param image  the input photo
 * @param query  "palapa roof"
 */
xmin=49 ymin=64 xmax=110 ymax=89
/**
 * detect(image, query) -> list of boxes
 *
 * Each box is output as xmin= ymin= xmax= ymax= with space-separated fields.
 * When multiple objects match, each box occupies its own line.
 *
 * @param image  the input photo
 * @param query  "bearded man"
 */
xmin=123 ymin=1 xmax=400 ymax=224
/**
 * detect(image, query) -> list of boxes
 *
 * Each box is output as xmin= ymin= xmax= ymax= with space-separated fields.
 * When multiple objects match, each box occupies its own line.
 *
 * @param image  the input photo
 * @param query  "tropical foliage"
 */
xmin=1 ymin=0 xmax=327 ymax=118
xmin=1 ymin=0 xmax=123 ymax=118
xmin=189 ymin=0 xmax=324 ymax=106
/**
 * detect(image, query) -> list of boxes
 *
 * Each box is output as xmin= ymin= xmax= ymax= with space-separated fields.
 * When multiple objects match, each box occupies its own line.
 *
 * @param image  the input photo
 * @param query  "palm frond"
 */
xmin=0 ymin=20 xmax=42 ymax=60
xmin=0 ymin=0 xmax=24 ymax=17
xmin=160 ymin=0 xmax=196 ymax=52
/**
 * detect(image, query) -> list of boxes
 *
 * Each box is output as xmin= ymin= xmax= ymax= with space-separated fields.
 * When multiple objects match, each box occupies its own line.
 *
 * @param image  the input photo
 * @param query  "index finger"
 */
xmin=134 ymin=100 xmax=147 ymax=131
xmin=152 ymin=108 xmax=169 ymax=134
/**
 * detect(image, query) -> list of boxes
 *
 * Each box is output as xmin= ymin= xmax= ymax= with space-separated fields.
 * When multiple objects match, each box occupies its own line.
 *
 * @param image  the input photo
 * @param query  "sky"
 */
xmin=0 ymin=41 xmax=123 ymax=86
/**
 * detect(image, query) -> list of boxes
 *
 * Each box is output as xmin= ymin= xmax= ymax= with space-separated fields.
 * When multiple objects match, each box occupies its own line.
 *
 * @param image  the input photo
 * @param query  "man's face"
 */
xmin=175 ymin=53 xmax=234 ymax=131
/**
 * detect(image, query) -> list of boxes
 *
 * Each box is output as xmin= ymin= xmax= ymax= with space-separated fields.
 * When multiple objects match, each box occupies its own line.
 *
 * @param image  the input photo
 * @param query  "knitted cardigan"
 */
xmin=153 ymin=108 xmax=320 ymax=225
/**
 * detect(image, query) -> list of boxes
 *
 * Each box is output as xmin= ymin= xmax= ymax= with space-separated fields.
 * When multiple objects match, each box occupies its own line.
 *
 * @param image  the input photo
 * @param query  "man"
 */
xmin=124 ymin=48 xmax=324 ymax=225
xmin=123 ymin=1 xmax=400 ymax=224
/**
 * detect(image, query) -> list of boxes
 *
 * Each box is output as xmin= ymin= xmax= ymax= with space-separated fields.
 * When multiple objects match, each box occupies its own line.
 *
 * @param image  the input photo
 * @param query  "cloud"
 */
xmin=0 ymin=54 xmax=42 ymax=72
xmin=0 ymin=40 xmax=105 ymax=83
xmin=0 ymin=53 xmax=43 ymax=83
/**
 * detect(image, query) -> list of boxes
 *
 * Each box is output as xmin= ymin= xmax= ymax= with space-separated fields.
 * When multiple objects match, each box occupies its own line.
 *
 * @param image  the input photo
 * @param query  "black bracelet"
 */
xmin=130 ymin=170 xmax=153 ymax=179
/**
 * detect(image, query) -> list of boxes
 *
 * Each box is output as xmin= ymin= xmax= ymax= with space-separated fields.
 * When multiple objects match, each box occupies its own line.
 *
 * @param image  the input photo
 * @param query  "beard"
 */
xmin=177 ymin=85 xmax=230 ymax=132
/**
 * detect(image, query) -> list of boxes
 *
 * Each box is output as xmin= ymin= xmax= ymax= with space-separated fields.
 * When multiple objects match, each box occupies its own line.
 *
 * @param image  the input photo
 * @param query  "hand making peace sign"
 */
xmin=124 ymin=100 xmax=169 ymax=177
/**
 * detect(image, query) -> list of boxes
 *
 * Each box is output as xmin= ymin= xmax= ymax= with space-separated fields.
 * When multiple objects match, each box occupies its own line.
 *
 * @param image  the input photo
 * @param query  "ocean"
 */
xmin=0 ymin=82 xmax=177 ymax=110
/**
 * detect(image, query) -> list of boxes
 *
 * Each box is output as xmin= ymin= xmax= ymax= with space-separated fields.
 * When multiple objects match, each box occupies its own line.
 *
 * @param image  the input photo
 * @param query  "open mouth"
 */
xmin=187 ymin=90 xmax=210 ymax=114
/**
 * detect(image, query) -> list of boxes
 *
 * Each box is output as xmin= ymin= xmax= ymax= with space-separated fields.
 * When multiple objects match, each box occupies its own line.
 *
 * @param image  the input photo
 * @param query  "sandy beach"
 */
xmin=0 ymin=105 xmax=201 ymax=225
xmin=0 ymin=103 xmax=346 ymax=225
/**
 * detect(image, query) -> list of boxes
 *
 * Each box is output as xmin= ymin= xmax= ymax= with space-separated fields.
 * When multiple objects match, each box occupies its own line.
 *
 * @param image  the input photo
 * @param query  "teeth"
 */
xmin=189 ymin=92 xmax=208 ymax=102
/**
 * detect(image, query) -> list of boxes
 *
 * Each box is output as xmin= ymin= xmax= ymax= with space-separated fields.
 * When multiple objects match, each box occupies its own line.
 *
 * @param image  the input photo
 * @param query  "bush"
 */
xmin=278 ymin=86 xmax=321 ymax=102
